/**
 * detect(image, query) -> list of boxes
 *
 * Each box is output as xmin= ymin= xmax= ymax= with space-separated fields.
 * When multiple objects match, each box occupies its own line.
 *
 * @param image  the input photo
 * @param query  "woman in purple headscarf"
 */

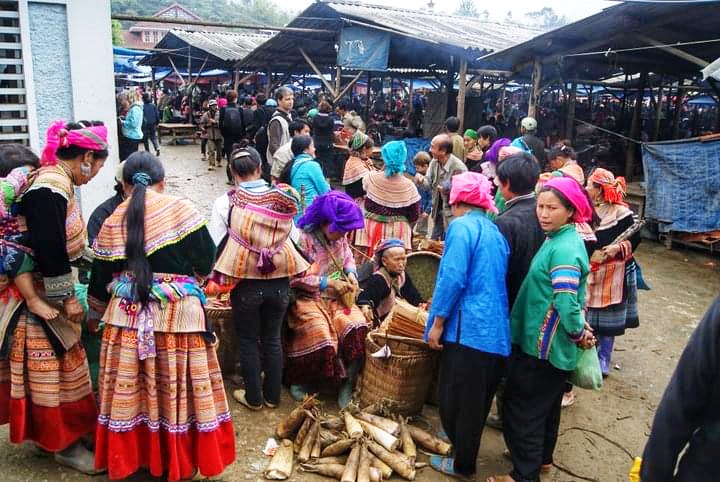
xmin=284 ymin=191 xmax=369 ymax=408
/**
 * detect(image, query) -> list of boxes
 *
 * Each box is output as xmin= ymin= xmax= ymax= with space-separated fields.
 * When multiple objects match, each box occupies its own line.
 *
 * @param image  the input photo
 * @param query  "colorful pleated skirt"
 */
xmin=94 ymin=326 xmax=235 ymax=480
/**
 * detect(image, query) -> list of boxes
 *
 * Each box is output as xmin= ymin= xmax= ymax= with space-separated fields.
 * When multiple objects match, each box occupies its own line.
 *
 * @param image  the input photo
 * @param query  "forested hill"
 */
xmin=112 ymin=0 xmax=292 ymax=27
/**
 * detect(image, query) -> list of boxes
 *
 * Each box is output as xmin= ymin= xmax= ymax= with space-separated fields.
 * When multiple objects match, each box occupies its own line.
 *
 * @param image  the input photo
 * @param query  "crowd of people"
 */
xmin=0 ymin=83 xmax=712 ymax=482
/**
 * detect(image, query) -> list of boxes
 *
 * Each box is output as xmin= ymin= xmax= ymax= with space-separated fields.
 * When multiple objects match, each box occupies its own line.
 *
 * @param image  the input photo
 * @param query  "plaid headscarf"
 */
xmin=588 ymin=168 xmax=627 ymax=206
xmin=349 ymin=131 xmax=369 ymax=151
xmin=41 ymin=120 xmax=108 ymax=166
xmin=297 ymin=191 xmax=364 ymax=233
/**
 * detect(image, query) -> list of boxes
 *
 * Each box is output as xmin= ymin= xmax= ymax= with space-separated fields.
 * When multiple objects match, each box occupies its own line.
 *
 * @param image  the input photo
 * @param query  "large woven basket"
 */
xmin=358 ymin=330 xmax=438 ymax=416
xmin=205 ymin=297 xmax=237 ymax=376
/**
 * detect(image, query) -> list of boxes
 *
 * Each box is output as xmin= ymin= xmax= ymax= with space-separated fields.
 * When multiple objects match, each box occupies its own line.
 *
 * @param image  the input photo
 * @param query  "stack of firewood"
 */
xmin=265 ymin=397 xmax=451 ymax=481
xmin=383 ymin=299 xmax=428 ymax=340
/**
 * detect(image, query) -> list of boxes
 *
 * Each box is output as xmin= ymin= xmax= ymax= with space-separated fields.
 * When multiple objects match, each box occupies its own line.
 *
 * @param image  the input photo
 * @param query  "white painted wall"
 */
xmin=65 ymin=0 xmax=119 ymax=220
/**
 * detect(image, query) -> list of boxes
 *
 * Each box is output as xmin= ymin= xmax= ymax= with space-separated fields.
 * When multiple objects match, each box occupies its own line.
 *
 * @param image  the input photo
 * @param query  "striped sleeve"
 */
xmin=550 ymin=265 xmax=581 ymax=294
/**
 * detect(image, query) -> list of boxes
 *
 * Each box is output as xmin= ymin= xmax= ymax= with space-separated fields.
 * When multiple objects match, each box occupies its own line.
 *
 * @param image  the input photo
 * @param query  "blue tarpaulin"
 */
xmin=338 ymin=26 xmax=390 ymax=71
xmin=381 ymin=137 xmax=430 ymax=176
xmin=642 ymin=139 xmax=720 ymax=233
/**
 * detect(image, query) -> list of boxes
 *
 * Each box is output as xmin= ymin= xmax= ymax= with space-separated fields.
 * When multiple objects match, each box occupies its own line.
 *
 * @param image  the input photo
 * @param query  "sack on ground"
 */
xmin=569 ymin=346 xmax=603 ymax=390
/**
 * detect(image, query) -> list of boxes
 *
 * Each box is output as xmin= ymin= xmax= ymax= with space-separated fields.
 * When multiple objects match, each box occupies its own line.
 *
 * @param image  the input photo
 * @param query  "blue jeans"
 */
xmin=230 ymin=278 xmax=290 ymax=406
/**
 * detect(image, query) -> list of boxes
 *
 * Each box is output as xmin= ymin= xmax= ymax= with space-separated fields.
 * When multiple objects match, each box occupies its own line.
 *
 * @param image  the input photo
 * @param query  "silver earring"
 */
xmin=80 ymin=162 xmax=92 ymax=177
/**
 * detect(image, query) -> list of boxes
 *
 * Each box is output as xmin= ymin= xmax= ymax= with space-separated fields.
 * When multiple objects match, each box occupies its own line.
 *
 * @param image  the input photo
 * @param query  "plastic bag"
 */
xmin=569 ymin=346 xmax=604 ymax=390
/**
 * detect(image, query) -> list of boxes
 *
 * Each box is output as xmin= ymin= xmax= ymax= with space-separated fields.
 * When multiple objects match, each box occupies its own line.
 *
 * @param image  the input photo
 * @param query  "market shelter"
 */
xmin=237 ymin=0 xmax=539 ymax=130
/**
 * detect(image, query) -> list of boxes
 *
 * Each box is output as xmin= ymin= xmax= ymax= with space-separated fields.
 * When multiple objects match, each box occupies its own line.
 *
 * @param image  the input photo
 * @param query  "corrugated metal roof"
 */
xmin=325 ymin=0 xmax=539 ymax=53
xmin=238 ymin=0 xmax=542 ymax=71
xmin=167 ymin=30 xmax=274 ymax=63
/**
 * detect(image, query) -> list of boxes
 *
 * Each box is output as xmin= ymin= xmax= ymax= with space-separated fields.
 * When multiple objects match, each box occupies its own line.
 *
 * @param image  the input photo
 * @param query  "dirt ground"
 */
xmin=1 ymin=143 xmax=718 ymax=481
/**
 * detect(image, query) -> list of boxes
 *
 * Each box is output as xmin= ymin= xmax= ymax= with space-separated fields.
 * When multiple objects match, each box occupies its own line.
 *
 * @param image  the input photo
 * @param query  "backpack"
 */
xmin=242 ymin=108 xmax=256 ymax=139
xmin=223 ymin=106 xmax=244 ymax=138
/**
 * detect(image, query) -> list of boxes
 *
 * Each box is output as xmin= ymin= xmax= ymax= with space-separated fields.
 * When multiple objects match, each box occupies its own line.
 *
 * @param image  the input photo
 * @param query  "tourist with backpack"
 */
xmin=220 ymin=90 xmax=245 ymax=184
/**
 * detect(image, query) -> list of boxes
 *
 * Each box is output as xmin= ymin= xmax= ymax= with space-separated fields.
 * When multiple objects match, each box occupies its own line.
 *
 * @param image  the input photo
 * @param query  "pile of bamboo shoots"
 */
xmin=383 ymin=299 xmax=428 ymax=339
xmin=265 ymin=398 xmax=452 ymax=481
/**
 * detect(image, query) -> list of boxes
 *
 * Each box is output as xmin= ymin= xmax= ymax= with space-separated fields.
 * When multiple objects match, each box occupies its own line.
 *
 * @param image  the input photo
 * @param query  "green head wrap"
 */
xmin=464 ymin=129 xmax=478 ymax=140
xmin=307 ymin=108 xmax=319 ymax=119
xmin=349 ymin=131 xmax=369 ymax=151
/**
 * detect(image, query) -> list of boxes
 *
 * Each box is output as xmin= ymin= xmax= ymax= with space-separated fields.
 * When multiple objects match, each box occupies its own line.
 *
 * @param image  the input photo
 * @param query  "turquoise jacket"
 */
xmin=122 ymin=102 xmax=144 ymax=140
xmin=424 ymin=209 xmax=511 ymax=356
xmin=291 ymin=154 xmax=330 ymax=220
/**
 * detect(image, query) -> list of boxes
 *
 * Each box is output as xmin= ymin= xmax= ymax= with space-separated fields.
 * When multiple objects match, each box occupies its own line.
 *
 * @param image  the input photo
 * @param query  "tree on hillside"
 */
xmin=455 ymin=0 xmax=478 ymax=18
xmin=525 ymin=7 xmax=567 ymax=29
xmin=112 ymin=19 xmax=124 ymax=45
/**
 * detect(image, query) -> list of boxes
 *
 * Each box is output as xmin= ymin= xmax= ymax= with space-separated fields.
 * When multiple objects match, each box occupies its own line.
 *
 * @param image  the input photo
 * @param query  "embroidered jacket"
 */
xmin=511 ymin=223 xmax=589 ymax=371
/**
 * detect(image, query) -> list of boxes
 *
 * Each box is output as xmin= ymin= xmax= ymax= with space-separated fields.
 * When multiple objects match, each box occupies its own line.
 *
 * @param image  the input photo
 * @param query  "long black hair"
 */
xmin=122 ymin=151 xmax=165 ymax=307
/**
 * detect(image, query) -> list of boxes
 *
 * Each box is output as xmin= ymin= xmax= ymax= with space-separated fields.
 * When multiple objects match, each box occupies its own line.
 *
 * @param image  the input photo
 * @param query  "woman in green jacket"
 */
xmin=490 ymin=176 xmax=596 ymax=482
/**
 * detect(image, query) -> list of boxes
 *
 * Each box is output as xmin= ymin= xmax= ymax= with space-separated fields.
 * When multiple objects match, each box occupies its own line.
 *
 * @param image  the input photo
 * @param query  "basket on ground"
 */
xmin=358 ymin=330 xmax=438 ymax=416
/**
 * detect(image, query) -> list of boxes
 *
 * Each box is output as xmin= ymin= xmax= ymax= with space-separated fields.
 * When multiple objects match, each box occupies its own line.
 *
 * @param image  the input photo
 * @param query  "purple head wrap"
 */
xmin=297 ymin=190 xmax=364 ymax=233
xmin=483 ymin=137 xmax=511 ymax=165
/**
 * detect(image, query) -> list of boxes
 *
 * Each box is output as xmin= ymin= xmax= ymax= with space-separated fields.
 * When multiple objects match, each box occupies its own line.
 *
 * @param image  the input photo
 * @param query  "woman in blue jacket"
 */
xmin=119 ymin=89 xmax=144 ymax=161
xmin=425 ymin=171 xmax=510 ymax=479
xmin=289 ymin=135 xmax=330 ymax=219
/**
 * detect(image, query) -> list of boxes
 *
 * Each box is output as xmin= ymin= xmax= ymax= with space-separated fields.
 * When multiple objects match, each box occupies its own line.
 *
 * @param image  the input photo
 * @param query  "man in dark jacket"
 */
xmin=141 ymin=93 xmax=160 ymax=156
xmin=511 ymin=116 xmax=546 ymax=164
xmin=219 ymin=89 xmax=244 ymax=162
xmin=641 ymin=297 xmax=720 ymax=481
xmin=487 ymin=151 xmax=544 ymax=430
xmin=494 ymin=152 xmax=544 ymax=307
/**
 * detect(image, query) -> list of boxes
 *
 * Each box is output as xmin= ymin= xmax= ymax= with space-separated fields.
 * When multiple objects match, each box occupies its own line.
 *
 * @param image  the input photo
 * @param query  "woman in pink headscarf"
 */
xmin=0 ymin=120 xmax=109 ymax=474
xmin=490 ymin=176 xmax=596 ymax=482
xmin=425 ymin=171 xmax=511 ymax=479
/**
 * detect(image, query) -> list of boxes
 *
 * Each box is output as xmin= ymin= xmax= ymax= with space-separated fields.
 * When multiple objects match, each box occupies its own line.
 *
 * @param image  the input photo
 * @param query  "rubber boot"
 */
xmin=338 ymin=360 xmax=361 ymax=409
xmin=54 ymin=441 xmax=105 ymax=475
xmin=598 ymin=336 xmax=615 ymax=377
xmin=289 ymin=384 xmax=311 ymax=402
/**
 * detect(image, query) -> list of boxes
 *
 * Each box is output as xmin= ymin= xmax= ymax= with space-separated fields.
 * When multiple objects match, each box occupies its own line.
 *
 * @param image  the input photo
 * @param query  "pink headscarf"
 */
xmin=40 ymin=120 xmax=108 ymax=166
xmin=449 ymin=171 xmax=498 ymax=214
xmin=543 ymin=176 xmax=592 ymax=223
xmin=498 ymin=146 xmax=524 ymax=162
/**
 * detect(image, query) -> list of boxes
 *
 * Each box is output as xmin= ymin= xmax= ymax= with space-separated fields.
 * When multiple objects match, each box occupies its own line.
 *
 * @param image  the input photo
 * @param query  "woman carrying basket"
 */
xmin=209 ymin=145 xmax=310 ymax=410
xmin=284 ymin=191 xmax=368 ymax=409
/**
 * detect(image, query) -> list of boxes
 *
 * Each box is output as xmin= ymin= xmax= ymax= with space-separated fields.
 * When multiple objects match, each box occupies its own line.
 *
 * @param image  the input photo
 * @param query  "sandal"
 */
xmin=232 ymin=389 xmax=262 ymax=411
xmin=561 ymin=391 xmax=576 ymax=408
xmin=429 ymin=455 xmax=471 ymax=480
xmin=486 ymin=476 xmax=515 ymax=482
xmin=542 ymin=463 xmax=553 ymax=473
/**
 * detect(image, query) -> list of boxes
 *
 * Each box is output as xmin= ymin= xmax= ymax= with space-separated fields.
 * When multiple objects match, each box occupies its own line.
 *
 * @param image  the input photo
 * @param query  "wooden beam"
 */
xmin=457 ymin=58 xmax=468 ymax=132
xmin=565 ymin=81 xmax=576 ymax=141
xmin=167 ymin=57 xmax=185 ymax=87
xmin=528 ymin=57 xmax=542 ymax=118
xmin=653 ymin=75 xmax=665 ymax=141
xmin=635 ymin=34 xmax=709 ymax=68
xmin=334 ymin=70 xmax=365 ymax=104
xmin=335 ymin=66 xmax=342 ymax=97
xmin=626 ymin=71 xmax=647 ymax=181
xmin=672 ymin=79 xmax=683 ymax=139
xmin=299 ymin=48 xmax=336 ymax=97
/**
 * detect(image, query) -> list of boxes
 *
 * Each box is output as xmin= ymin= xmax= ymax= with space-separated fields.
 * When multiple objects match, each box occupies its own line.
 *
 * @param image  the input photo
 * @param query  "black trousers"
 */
xmin=439 ymin=343 xmax=504 ymax=476
xmin=230 ymin=278 xmax=290 ymax=406
xmin=118 ymin=136 xmax=140 ymax=161
xmin=502 ymin=349 xmax=570 ymax=482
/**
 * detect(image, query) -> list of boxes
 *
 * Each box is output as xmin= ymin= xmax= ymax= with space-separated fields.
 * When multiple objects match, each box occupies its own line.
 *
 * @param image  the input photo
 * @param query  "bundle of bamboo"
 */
xmin=383 ymin=299 xmax=428 ymax=339
xmin=267 ymin=399 xmax=452 ymax=481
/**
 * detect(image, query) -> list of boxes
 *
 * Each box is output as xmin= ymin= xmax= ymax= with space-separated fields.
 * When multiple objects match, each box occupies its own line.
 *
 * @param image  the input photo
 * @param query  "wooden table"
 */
xmin=158 ymin=123 xmax=198 ymax=145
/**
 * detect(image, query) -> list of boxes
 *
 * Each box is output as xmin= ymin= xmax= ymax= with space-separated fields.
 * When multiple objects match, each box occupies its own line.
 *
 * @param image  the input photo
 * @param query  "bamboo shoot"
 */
xmin=264 ymin=439 xmax=294 ymax=480
xmin=399 ymin=419 xmax=416 ymax=464
xmin=276 ymin=396 xmax=316 ymax=438
xmin=322 ymin=438 xmax=356 ymax=456
xmin=322 ymin=416 xmax=346 ymax=431
xmin=344 ymin=411 xmax=363 ymax=439
xmin=370 ymin=454 xmax=393 ymax=479
xmin=298 ymin=421 xmax=319 ymax=463
xmin=358 ymin=420 xmax=400 ymax=452
xmin=300 ymin=463 xmax=346 ymax=478
xmin=356 ymin=412 xmax=400 ymax=436
xmin=294 ymin=417 xmax=313 ymax=453
xmin=406 ymin=425 xmax=451 ymax=456
xmin=366 ymin=440 xmax=416 ymax=480
xmin=357 ymin=445 xmax=371 ymax=482
xmin=311 ymin=427 xmax=322 ymax=459
xmin=312 ymin=456 xmax=348 ymax=465
xmin=319 ymin=429 xmax=341 ymax=448
xmin=369 ymin=467 xmax=382 ymax=482
xmin=341 ymin=444 xmax=361 ymax=482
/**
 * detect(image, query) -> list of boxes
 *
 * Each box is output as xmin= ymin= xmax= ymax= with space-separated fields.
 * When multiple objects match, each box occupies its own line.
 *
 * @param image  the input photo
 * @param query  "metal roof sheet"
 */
xmin=166 ymin=29 xmax=274 ymax=63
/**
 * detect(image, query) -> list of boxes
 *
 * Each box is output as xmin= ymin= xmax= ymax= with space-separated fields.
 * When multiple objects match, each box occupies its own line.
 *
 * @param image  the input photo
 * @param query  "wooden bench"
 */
xmin=158 ymin=123 xmax=198 ymax=145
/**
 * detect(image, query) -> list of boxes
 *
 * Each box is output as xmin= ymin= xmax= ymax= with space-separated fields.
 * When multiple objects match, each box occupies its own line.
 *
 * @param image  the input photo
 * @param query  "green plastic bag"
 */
xmin=569 ymin=346 xmax=603 ymax=390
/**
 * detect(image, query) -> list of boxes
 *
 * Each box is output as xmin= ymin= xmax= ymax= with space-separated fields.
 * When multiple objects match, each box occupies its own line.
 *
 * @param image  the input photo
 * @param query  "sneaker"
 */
xmin=232 ymin=389 xmax=262 ymax=411
xmin=264 ymin=398 xmax=278 ymax=409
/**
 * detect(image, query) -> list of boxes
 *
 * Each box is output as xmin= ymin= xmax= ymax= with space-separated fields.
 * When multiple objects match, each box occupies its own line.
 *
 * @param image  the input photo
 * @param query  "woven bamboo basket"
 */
xmin=405 ymin=251 xmax=441 ymax=302
xmin=205 ymin=295 xmax=237 ymax=376
xmin=358 ymin=329 xmax=438 ymax=416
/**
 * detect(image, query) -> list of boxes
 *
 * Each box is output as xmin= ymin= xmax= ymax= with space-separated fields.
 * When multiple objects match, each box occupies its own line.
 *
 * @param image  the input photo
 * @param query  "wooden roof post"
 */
xmin=456 ymin=58 xmax=468 ymax=132
xmin=672 ymin=78 xmax=683 ymax=139
xmin=625 ymin=70 xmax=647 ymax=181
xmin=653 ymin=75 xmax=665 ymax=141
xmin=446 ymin=55 xmax=455 ymax=118
xmin=565 ymin=81 xmax=576 ymax=141
xmin=335 ymin=65 xmax=342 ymax=99
xmin=528 ymin=57 xmax=542 ymax=118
